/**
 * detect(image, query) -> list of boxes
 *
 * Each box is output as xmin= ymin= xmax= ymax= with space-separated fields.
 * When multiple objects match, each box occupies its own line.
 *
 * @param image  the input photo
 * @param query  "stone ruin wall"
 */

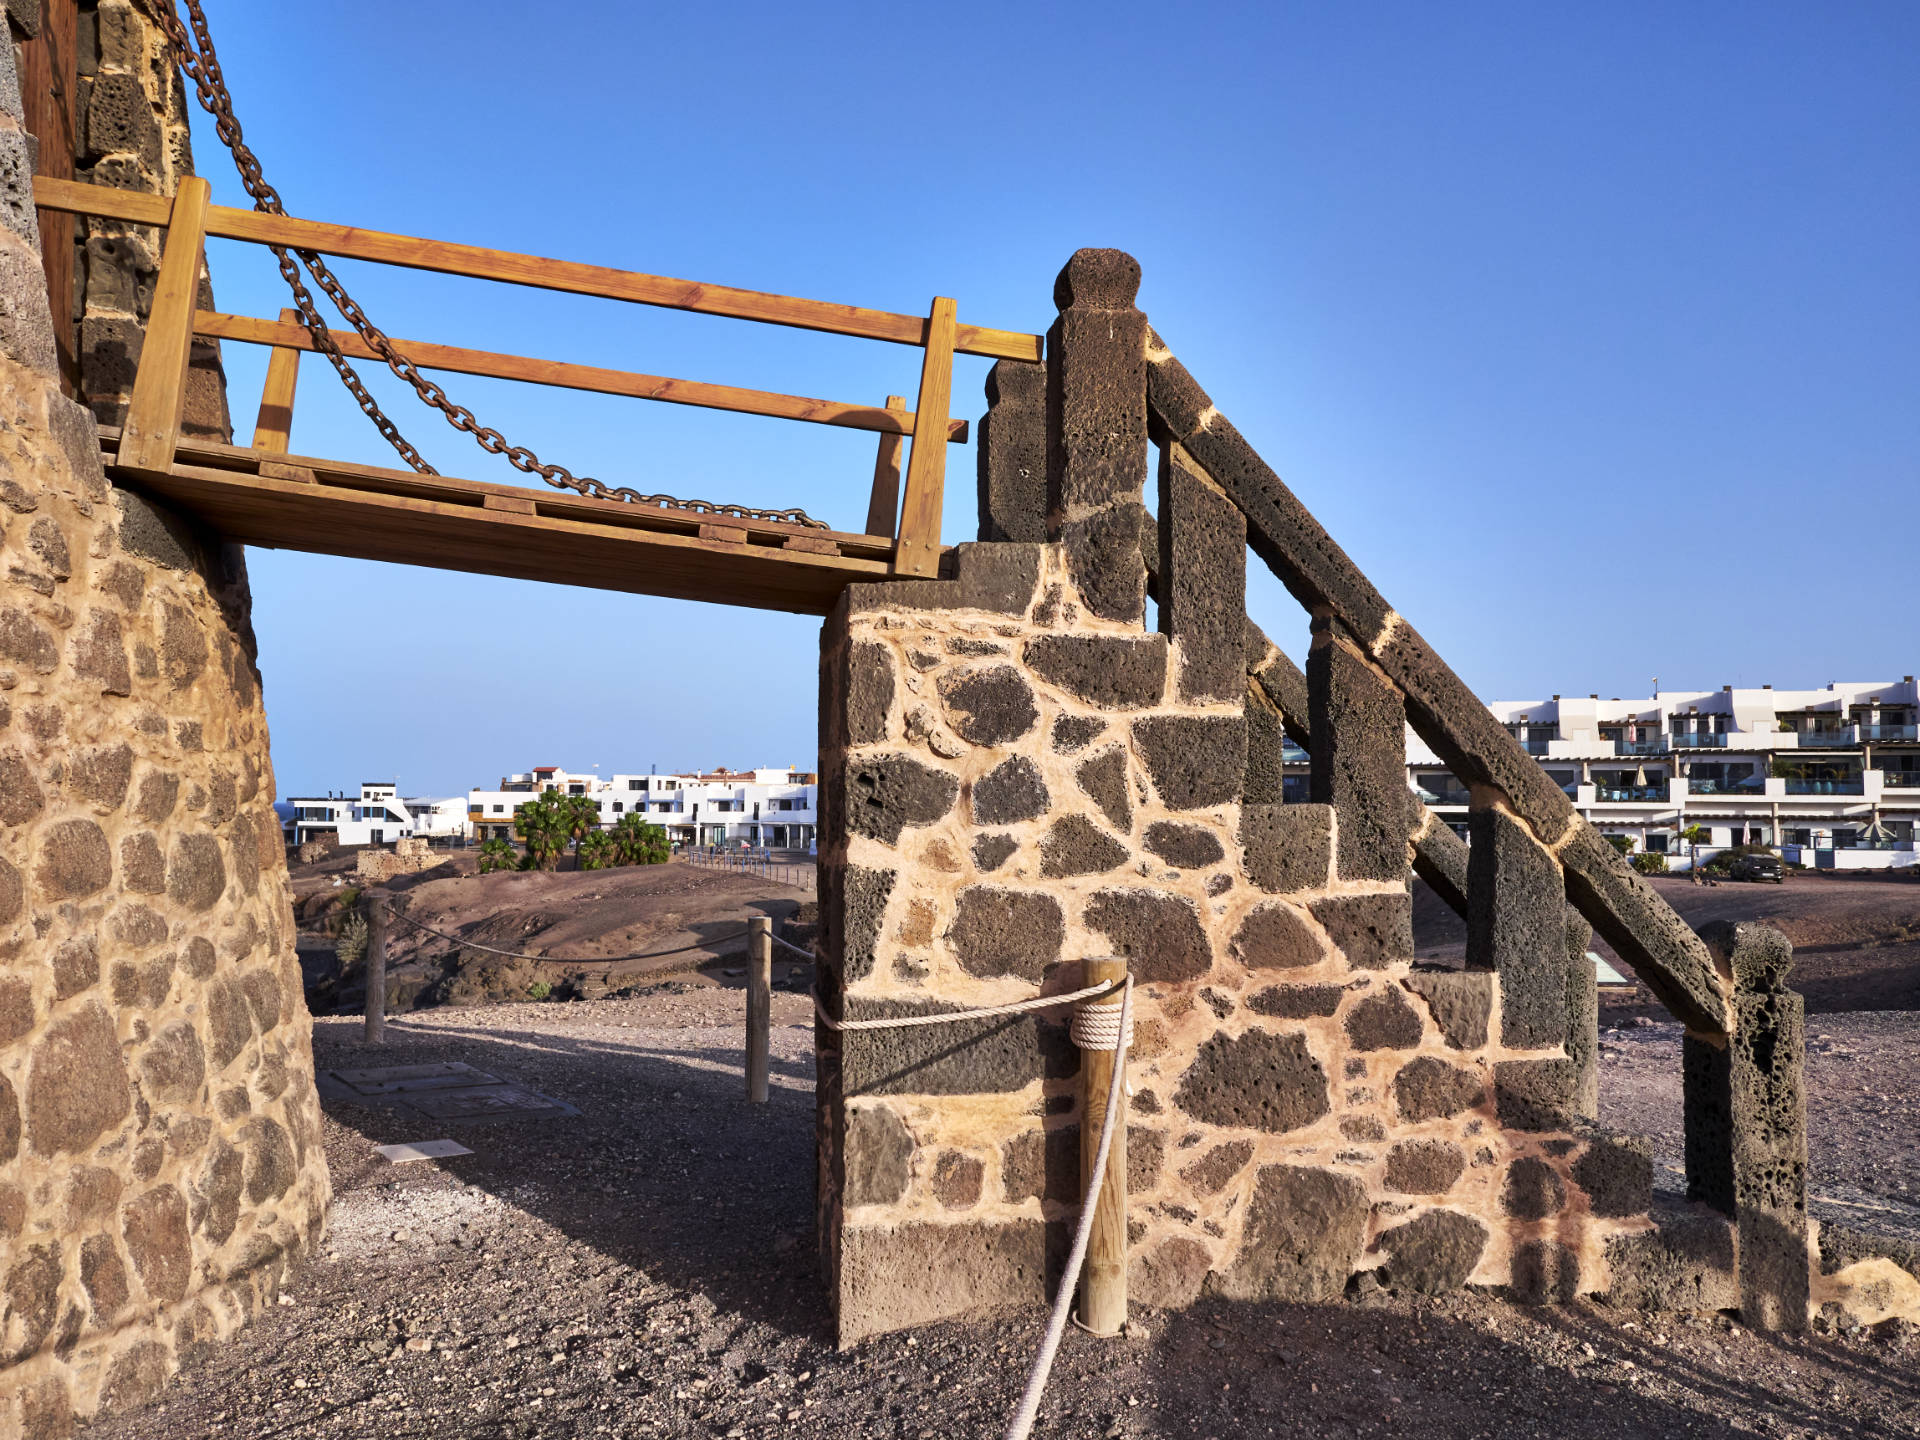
xmin=816 ymin=544 xmax=1657 ymax=1345
xmin=3 ymin=15 xmax=325 ymax=1437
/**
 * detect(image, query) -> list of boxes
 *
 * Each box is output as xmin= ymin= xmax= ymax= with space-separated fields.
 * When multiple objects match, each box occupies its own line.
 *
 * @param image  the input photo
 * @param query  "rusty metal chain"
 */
xmin=157 ymin=0 xmax=829 ymax=528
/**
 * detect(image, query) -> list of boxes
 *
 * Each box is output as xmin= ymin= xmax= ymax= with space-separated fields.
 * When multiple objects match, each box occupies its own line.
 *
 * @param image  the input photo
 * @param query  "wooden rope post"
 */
xmin=891 ymin=297 xmax=957 ymax=576
xmin=118 ymin=177 xmax=212 ymax=480
xmin=363 ymin=892 xmax=388 ymax=1044
xmin=251 ymin=306 xmax=304 ymax=452
xmin=862 ymin=395 xmax=908 ymax=538
xmin=1079 ymin=955 xmax=1129 ymax=1335
xmin=746 ymin=916 xmax=772 ymax=1102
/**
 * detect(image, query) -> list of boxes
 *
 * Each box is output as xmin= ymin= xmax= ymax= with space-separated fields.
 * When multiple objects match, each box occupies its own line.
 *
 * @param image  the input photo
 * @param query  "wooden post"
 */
xmin=1079 ymin=955 xmax=1129 ymax=1336
xmin=363 ymin=892 xmax=388 ymax=1044
xmin=862 ymin=394 xmax=908 ymax=538
xmin=118 ymin=177 xmax=212 ymax=480
xmin=251 ymin=306 xmax=305 ymax=452
xmin=891 ymin=297 xmax=957 ymax=576
xmin=746 ymin=916 xmax=772 ymax=1102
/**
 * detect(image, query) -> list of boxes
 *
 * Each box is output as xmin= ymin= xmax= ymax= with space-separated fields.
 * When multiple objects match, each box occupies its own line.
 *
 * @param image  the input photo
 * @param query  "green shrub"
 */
xmin=335 ymin=911 xmax=368 ymax=968
xmin=477 ymin=838 xmax=518 ymax=874
xmin=1630 ymin=852 xmax=1668 ymax=875
xmin=527 ymin=979 xmax=552 ymax=1001
xmin=1604 ymin=835 xmax=1635 ymax=856
xmin=577 ymin=831 xmax=617 ymax=870
xmin=611 ymin=813 xmax=670 ymax=865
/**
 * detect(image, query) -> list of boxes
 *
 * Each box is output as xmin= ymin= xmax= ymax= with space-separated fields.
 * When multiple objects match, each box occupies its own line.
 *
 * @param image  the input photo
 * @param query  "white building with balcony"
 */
xmin=467 ymin=765 xmax=818 ymax=851
xmin=1400 ymin=677 xmax=1920 ymax=870
xmin=285 ymin=782 xmax=418 ymax=848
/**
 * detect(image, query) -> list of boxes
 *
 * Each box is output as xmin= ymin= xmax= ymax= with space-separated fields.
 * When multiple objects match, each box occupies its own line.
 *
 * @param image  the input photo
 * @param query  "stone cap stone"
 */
xmin=1698 ymin=919 xmax=1794 ymax=990
xmin=1052 ymin=248 xmax=1141 ymax=311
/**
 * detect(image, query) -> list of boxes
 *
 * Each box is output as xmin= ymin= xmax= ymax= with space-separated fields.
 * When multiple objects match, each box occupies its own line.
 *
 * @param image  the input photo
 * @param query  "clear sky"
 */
xmin=177 ymin=2 xmax=1919 ymax=800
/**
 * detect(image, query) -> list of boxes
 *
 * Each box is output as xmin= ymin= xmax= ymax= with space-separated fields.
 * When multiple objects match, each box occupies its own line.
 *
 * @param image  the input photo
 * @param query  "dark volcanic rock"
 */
xmin=1174 ymin=1029 xmax=1329 ymax=1133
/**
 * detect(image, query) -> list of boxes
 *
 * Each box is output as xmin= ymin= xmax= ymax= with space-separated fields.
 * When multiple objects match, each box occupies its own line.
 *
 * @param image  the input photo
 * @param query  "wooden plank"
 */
xmin=117 ymin=178 xmax=212 ymax=480
xmin=251 ymin=307 xmax=304 ymax=452
xmin=862 ymin=395 xmax=908 ymax=539
xmin=746 ymin=917 xmax=771 ymax=1103
xmin=19 ymin=0 xmax=80 ymax=395
xmin=103 ymin=427 xmax=901 ymax=562
xmin=891 ymin=298 xmax=957 ymax=577
xmin=33 ymin=176 xmax=1043 ymax=362
xmin=198 ymin=310 xmax=969 ymax=441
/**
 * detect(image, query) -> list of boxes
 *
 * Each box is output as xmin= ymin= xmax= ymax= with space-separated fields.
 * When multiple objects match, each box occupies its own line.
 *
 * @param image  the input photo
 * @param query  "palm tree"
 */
xmin=577 ymin=831 xmax=617 ymax=870
xmin=514 ymin=792 xmax=574 ymax=870
xmin=610 ymin=813 xmax=669 ymax=866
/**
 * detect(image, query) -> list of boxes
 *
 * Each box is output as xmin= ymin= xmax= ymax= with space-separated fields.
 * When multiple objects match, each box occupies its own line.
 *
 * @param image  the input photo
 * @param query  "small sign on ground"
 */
xmin=320 ymin=1062 xmax=579 ymax=1124
xmin=375 ymin=1138 xmax=474 ymax=1164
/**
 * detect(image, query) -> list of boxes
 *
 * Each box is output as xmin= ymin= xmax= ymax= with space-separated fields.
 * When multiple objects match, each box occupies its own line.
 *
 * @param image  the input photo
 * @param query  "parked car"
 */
xmin=1729 ymin=853 xmax=1785 ymax=884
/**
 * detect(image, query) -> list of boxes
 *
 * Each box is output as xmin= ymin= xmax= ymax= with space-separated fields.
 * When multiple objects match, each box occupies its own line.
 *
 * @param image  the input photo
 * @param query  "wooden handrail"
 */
xmin=119 ymin=178 xmax=211 ymax=480
xmin=197 ymin=310 xmax=968 ymax=441
xmin=34 ymin=176 xmax=1042 ymax=362
xmin=892 ymin=298 xmax=957 ymax=577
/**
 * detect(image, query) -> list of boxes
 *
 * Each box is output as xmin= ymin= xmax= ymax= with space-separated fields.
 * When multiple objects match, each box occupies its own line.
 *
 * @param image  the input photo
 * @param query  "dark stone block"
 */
xmin=846 ymin=753 xmax=959 ymax=845
xmin=971 ymin=833 xmax=1018 ymax=873
xmin=1374 ymin=1209 xmax=1488 ymax=1295
xmin=1157 ymin=444 xmax=1247 ymax=703
xmin=1134 ymin=715 xmax=1245 ymax=810
xmin=845 ymin=1106 xmax=914 ymax=1206
xmin=939 ymin=664 xmax=1038 ymax=747
xmin=1051 ymin=715 xmax=1106 ymax=753
xmin=1384 ymin=1140 xmax=1466 ymax=1196
xmin=1039 ymin=815 xmax=1130 ymax=878
xmin=1178 ymin=1139 xmax=1254 ymax=1196
xmin=1240 ymin=803 xmax=1333 ymax=894
xmin=1411 ymin=809 xmax=1472 ymax=917
xmin=1501 ymin=1155 xmax=1566 ymax=1220
xmin=1401 ymin=968 xmax=1492 ymax=1050
xmin=1074 ymin=747 xmax=1132 ymax=832
xmin=841 ymin=866 xmax=895 ymax=985
xmin=976 ymin=359 xmax=1047 ymax=544
xmin=1309 ymin=892 xmax=1412 ymax=970
xmin=114 ymin=489 xmax=201 ymax=573
xmin=1393 ymin=1056 xmax=1484 ymax=1123
xmin=1047 ymin=251 xmax=1147 ymax=516
xmin=1509 ymin=1239 xmax=1579 ymax=1304
xmin=842 ymin=543 xmax=1042 ymax=618
xmin=1214 ymin=1164 xmax=1368 ymax=1301
xmin=1131 ymin=1235 xmax=1213 ymax=1310
xmin=949 ymin=886 xmax=1065 ymax=981
xmin=838 ymin=1219 xmax=1044 ymax=1344
xmin=1061 ymin=504 xmax=1149 ymax=624
xmin=1700 ymin=919 xmax=1795 ymax=991
xmin=1247 ymin=984 xmax=1344 ymax=1019
xmin=1025 ymin=633 xmax=1168 ymax=709
xmin=1572 ymin=1129 xmax=1654 ymax=1219
xmin=846 ymin=641 xmax=895 ymax=745
xmin=1083 ymin=888 xmax=1212 ymax=983
xmin=1308 ymin=618 xmax=1407 ymax=882
xmin=1467 ymin=806 xmax=1568 ymax=1051
xmin=1173 ymin=1029 xmax=1329 ymax=1133
xmin=1000 ymin=1125 xmax=1079 ymax=1204
xmin=1731 ymin=985 xmax=1807 ymax=1214
xmin=842 ymin=998 xmax=1075 ymax=1096
xmin=1343 ymin=986 xmax=1424 ymax=1051
xmin=1142 ymin=821 xmax=1225 ymax=869
xmin=1243 ymin=684 xmax=1287 ymax=805
xmin=1683 ymin=1033 xmax=1734 ymax=1213
xmin=1566 ymin=910 xmax=1600 ymax=1121
xmin=1230 ymin=901 xmax=1323 ymax=971
xmin=971 ymin=755 xmax=1049 ymax=825
xmin=1494 ymin=1059 xmax=1578 ymax=1132
xmin=932 ymin=1150 xmax=985 ymax=1210
xmin=1602 ymin=1201 xmax=1737 ymax=1311
xmin=1128 ymin=1125 xmax=1165 ymax=1192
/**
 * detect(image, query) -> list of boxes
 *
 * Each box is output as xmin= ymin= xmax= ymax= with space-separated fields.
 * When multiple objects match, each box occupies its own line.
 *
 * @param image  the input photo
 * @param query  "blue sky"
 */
xmin=179 ymin=2 xmax=1918 ymax=800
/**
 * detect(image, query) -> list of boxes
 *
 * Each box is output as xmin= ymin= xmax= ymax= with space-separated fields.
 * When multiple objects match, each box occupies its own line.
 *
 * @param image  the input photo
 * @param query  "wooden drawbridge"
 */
xmin=34 ymin=175 xmax=1045 ymax=615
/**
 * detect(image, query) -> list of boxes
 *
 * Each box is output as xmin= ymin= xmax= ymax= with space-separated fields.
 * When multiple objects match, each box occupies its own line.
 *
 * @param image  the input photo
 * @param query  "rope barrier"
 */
xmin=381 ymin=907 xmax=751 ymax=965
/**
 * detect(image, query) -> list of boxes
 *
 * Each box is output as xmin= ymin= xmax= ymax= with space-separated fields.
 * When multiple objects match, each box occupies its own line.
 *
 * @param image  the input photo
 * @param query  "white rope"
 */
xmin=769 ymin=933 xmax=815 ymax=959
xmin=1003 ymin=975 xmax=1135 ymax=1440
xmin=1069 ymin=993 xmax=1133 ymax=1051
xmin=811 ymin=980 xmax=1123 ymax=1031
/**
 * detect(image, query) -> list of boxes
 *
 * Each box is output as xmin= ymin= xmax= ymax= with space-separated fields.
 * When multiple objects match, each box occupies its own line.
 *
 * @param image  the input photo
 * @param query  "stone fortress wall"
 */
xmin=2 ymin=9 xmax=327 ymax=1436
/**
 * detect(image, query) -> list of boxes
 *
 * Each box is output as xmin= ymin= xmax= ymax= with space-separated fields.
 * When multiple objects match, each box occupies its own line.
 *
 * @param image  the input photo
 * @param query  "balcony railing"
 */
xmin=1882 ymin=772 xmax=1920 ymax=788
xmin=1784 ymin=778 xmax=1863 ymax=795
xmin=1594 ymin=785 xmax=1670 ymax=802
xmin=1795 ymin=728 xmax=1859 ymax=747
xmin=1613 ymin=737 xmax=1666 ymax=755
xmin=1687 ymin=779 xmax=1764 ymax=796
xmin=1671 ymin=733 xmax=1727 ymax=748
xmin=1520 ymin=738 xmax=1552 ymax=755
xmin=1414 ymin=787 xmax=1472 ymax=808
xmin=1860 ymin=724 xmax=1919 ymax=742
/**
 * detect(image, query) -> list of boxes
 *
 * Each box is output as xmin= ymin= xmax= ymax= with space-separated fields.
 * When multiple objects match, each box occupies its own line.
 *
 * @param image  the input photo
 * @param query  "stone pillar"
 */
xmin=1563 ymin=910 xmax=1599 ymax=1122
xmin=1156 ymin=442 xmax=1245 ymax=705
xmin=1307 ymin=616 xmax=1407 ymax=883
xmin=976 ymin=359 xmax=1046 ymax=543
xmin=1682 ymin=1033 xmax=1735 ymax=1211
xmin=1045 ymin=248 xmax=1147 ymax=623
xmin=1704 ymin=921 xmax=1809 ymax=1331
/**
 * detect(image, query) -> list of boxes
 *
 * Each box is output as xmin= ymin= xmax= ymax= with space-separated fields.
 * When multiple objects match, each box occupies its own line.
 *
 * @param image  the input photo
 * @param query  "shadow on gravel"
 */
xmin=312 ymin=1008 xmax=832 ymax=1345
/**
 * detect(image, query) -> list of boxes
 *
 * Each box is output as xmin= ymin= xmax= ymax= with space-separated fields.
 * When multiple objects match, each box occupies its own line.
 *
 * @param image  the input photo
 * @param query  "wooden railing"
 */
xmin=33 ymin=175 xmax=1043 ymax=577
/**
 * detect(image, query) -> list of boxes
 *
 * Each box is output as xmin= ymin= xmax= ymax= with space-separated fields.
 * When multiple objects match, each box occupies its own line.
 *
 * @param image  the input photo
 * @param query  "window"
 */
xmin=628 ymin=779 xmax=644 ymax=790
xmin=492 ymin=804 xmax=504 ymax=813
xmin=612 ymin=801 xmax=624 ymax=813
xmin=569 ymin=784 xmax=585 ymax=795
xmin=1645 ymin=833 xmax=1668 ymax=853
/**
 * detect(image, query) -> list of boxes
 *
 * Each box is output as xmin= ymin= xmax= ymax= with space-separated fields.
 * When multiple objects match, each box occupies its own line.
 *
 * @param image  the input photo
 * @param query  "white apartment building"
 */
xmin=285 ymin=782 xmax=418 ymax=848
xmin=1399 ymin=677 xmax=1920 ymax=870
xmin=467 ymin=764 xmax=818 ymax=851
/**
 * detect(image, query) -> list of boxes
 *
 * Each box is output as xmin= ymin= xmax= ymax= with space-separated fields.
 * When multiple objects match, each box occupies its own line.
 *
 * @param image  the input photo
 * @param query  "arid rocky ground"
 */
xmin=84 ymin=862 xmax=1920 ymax=1439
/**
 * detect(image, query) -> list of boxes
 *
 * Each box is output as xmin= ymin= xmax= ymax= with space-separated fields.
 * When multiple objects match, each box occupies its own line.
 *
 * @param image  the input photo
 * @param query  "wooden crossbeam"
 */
xmin=98 ymin=429 xmax=937 ymax=616
xmin=863 ymin=396 xmax=908 ymax=538
xmin=198 ymin=310 xmax=967 ymax=441
xmin=892 ymin=298 xmax=958 ymax=577
xmin=250 ymin=306 xmax=303 ymax=452
xmin=118 ymin=178 xmax=210 ymax=480
xmin=34 ymin=176 xmax=1042 ymax=362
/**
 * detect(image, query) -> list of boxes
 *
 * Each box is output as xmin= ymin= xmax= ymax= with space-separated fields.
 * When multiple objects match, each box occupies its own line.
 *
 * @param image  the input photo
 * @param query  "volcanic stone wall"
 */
xmin=815 ymin=543 xmax=1656 ymax=1344
xmin=2 ymin=23 xmax=325 ymax=1437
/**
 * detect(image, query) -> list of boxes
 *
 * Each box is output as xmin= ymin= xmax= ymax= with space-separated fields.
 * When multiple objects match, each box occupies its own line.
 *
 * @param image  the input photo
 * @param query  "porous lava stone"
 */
xmin=1307 ymin=891 xmax=1412 ymax=969
xmin=1173 ymin=1029 xmax=1329 ymax=1133
xmin=1342 ymin=986 xmax=1424 ymax=1052
xmin=1132 ymin=715 xmax=1245 ymax=810
xmin=1392 ymin=1056 xmax=1484 ymax=1123
xmin=1038 ymin=815 xmax=1131 ymax=877
xmin=970 ymin=833 xmax=1018 ymax=873
xmin=1051 ymin=715 xmax=1107 ymax=754
xmin=1247 ymin=984 xmax=1344 ymax=1019
xmin=1215 ymin=1164 xmax=1367 ymax=1301
xmin=1074 ymin=747 xmax=1131 ymax=832
xmin=1023 ymin=634 xmax=1168 ymax=708
xmin=1142 ymin=820 xmax=1225 ymax=869
xmin=971 ymin=756 xmax=1049 ymax=825
xmin=1374 ymin=1209 xmax=1487 ymax=1294
xmin=1502 ymin=1155 xmax=1566 ymax=1220
xmin=1082 ymin=888 xmax=1211 ymax=982
xmin=1384 ymin=1140 xmax=1466 ymax=1195
xmin=1230 ymin=901 xmax=1323 ymax=970
xmin=846 ymin=754 xmax=959 ymax=845
xmin=948 ymin=887 xmax=1065 ymax=980
xmin=938 ymin=665 xmax=1039 ymax=746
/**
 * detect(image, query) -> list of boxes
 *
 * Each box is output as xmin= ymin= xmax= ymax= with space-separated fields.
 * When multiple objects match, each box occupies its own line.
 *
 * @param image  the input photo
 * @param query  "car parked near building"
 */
xmin=1730 ymin=853 xmax=1785 ymax=884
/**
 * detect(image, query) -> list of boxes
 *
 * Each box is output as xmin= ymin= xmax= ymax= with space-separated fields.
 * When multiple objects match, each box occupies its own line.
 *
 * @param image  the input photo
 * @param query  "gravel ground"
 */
xmin=87 ymin=992 xmax=1920 ymax=1440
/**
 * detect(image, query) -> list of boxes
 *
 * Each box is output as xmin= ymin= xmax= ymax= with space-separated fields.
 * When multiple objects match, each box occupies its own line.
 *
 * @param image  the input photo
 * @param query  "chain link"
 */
xmin=157 ymin=0 xmax=829 ymax=528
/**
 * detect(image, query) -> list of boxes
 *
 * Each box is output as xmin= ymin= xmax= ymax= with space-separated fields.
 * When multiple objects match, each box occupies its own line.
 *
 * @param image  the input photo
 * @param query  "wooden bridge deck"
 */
xmin=101 ymin=428 xmax=939 ymax=615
